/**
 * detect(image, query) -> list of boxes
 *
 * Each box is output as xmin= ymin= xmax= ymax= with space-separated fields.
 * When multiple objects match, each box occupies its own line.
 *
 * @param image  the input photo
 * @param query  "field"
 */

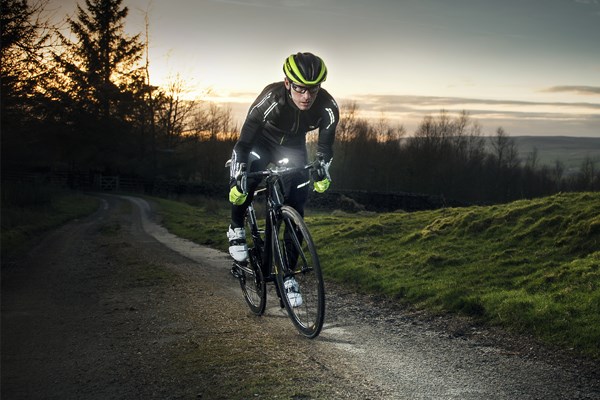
xmin=512 ymin=136 xmax=600 ymax=173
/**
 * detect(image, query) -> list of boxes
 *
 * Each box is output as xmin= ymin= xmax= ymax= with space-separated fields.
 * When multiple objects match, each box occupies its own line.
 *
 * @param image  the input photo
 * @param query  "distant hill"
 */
xmin=511 ymin=136 xmax=600 ymax=173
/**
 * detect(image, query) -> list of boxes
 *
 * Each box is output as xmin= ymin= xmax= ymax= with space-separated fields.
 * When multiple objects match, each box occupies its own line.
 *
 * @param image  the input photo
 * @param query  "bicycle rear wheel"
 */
xmin=273 ymin=206 xmax=325 ymax=338
xmin=239 ymin=206 xmax=267 ymax=315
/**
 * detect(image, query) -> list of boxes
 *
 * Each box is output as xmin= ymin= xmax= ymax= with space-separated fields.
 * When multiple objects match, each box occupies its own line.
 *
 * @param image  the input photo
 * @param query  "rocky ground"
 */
xmin=2 ymin=194 xmax=599 ymax=399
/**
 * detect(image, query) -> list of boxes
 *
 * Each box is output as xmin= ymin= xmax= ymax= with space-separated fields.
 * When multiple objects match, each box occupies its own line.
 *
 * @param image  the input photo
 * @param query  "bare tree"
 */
xmin=336 ymin=101 xmax=359 ymax=142
xmin=374 ymin=114 xmax=406 ymax=143
xmin=491 ymin=127 xmax=519 ymax=169
xmin=525 ymin=147 xmax=539 ymax=170
xmin=190 ymin=101 xmax=236 ymax=140
xmin=577 ymin=157 xmax=598 ymax=191
xmin=153 ymin=74 xmax=196 ymax=149
xmin=552 ymin=160 xmax=565 ymax=191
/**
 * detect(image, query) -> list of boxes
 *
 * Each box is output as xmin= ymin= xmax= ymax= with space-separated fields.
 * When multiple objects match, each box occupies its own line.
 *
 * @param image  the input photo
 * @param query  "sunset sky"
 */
xmin=48 ymin=0 xmax=600 ymax=136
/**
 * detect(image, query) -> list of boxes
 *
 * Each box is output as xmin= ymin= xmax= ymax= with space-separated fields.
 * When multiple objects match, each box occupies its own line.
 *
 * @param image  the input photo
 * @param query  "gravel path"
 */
xmin=2 ymin=194 xmax=598 ymax=399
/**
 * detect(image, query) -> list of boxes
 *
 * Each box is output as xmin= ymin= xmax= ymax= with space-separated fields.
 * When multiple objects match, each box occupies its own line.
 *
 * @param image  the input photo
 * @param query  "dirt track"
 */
xmin=2 ymin=194 xmax=599 ymax=399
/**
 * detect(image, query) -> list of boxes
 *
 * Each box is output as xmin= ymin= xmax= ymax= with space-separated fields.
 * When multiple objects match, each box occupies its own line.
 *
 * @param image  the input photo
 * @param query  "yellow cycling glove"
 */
xmin=229 ymin=186 xmax=248 ymax=205
xmin=313 ymin=178 xmax=331 ymax=193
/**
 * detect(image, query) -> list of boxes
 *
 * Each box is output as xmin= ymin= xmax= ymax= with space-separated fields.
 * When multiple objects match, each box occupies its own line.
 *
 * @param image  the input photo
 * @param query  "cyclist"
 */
xmin=227 ymin=52 xmax=339 ymax=306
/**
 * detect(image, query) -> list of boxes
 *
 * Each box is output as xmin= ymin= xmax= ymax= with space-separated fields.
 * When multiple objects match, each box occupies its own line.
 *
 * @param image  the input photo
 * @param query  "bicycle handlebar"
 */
xmin=246 ymin=160 xmax=319 ymax=180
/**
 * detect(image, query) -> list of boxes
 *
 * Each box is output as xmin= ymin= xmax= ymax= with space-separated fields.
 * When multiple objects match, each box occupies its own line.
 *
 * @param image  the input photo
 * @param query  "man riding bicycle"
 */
xmin=227 ymin=52 xmax=339 ymax=305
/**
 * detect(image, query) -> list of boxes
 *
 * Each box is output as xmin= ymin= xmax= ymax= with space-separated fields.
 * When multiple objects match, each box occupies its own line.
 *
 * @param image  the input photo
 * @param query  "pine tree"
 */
xmin=57 ymin=0 xmax=143 ymax=119
xmin=1 ymin=0 xmax=56 ymax=169
xmin=55 ymin=0 xmax=145 ymax=170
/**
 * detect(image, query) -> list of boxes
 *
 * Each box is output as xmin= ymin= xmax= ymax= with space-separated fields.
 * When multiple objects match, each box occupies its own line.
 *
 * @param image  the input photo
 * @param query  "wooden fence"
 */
xmin=2 ymin=170 xmax=147 ymax=193
xmin=2 ymin=170 xmax=462 ymax=212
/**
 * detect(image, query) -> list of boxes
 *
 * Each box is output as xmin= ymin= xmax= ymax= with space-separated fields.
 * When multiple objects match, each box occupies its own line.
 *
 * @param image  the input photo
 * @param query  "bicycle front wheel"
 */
xmin=273 ymin=206 xmax=325 ymax=338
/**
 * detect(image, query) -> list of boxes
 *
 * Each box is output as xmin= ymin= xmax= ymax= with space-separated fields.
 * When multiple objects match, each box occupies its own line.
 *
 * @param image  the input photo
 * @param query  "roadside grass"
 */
xmin=1 ymin=183 xmax=100 ymax=258
xmin=153 ymin=192 xmax=600 ymax=359
xmin=152 ymin=195 xmax=229 ymax=249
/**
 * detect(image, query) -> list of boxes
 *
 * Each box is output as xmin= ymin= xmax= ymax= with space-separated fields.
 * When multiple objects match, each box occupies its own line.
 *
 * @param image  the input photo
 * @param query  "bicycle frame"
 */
xmin=246 ymin=170 xmax=290 ymax=279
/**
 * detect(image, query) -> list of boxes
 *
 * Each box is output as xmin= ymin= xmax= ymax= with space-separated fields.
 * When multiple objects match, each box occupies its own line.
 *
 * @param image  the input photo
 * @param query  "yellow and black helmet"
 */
xmin=283 ymin=52 xmax=327 ymax=86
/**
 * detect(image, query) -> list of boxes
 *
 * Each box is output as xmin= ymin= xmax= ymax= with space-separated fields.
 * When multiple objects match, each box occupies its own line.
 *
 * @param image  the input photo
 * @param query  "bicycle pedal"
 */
xmin=230 ymin=264 xmax=242 ymax=279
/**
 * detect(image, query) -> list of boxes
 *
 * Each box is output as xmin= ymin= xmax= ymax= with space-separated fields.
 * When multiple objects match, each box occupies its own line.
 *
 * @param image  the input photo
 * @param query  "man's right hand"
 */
xmin=229 ymin=186 xmax=247 ymax=205
xmin=229 ymin=161 xmax=248 ymax=205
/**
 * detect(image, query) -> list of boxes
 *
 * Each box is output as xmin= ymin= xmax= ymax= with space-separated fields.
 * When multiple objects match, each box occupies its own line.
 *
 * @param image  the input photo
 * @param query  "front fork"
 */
xmin=268 ymin=205 xmax=291 ymax=308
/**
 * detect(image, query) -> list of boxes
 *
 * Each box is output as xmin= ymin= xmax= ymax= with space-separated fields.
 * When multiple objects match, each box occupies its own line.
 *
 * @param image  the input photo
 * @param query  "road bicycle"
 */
xmin=226 ymin=159 xmax=326 ymax=338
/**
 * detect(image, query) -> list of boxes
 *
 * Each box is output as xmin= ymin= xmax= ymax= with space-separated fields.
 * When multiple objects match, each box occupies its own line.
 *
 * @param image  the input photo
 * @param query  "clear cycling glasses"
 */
xmin=290 ymin=82 xmax=320 ymax=95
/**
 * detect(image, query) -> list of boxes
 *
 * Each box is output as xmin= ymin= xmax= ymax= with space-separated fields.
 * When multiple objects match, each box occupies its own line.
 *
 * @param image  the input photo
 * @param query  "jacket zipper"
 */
xmin=281 ymin=109 xmax=300 ymax=145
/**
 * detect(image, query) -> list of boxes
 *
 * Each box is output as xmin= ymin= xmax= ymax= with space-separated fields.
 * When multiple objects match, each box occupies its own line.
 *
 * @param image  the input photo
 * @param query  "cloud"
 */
xmin=543 ymin=86 xmax=600 ymax=95
xmin=207 ymin=0 xmax=314 ymax=8
xmin=207 ymin=0 xmax=270 ymax=8
xmin=346 ymin=94 xmax=600 ymax=111
xmin=334 ymin=94 xmax=600 ymax=136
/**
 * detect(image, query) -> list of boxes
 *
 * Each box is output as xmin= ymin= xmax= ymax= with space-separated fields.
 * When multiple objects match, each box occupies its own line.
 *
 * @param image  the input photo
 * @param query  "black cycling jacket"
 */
xmin=232 ymin=81 xmax=339 ymax=168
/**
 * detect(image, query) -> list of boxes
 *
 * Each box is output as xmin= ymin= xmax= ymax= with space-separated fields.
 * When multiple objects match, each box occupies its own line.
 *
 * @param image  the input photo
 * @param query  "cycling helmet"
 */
xmin=283 ymin=52 xmax=327 ymax=86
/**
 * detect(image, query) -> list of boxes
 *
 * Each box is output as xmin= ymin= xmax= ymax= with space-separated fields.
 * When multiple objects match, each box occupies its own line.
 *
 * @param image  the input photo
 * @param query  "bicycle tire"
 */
xmin=273 ymin=206 xmax=325 ymax=338
xmin=239 ymin=208 xmax=267 ymax=315
xmin=239 ymin=248 xmax=267 ymax=315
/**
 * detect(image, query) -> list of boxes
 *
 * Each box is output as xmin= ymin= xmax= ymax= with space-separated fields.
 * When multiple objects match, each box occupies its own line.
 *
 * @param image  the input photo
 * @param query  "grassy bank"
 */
xmin=1 ymin=183 xmax=100 ymax=258
xmin=310 ymin=192 xmax=599 ymax=358
xmin=152 ymin=192 xmax=600 ymax=359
